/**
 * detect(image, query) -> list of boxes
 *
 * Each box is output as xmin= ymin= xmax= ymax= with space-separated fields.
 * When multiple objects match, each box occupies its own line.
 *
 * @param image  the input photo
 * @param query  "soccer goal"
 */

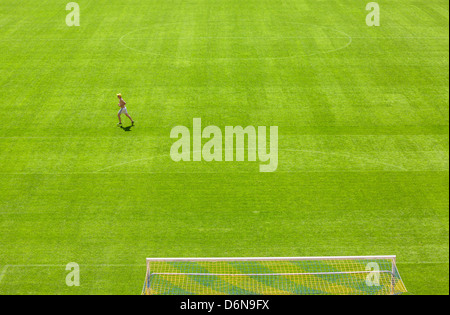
xmin=142 ymin=256 xmax=407 ymax=295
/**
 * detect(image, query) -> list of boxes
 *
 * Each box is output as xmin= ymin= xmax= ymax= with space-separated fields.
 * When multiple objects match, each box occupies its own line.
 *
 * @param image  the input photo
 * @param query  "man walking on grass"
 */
xmin=116 ymin=93 xmax=135 ymax=127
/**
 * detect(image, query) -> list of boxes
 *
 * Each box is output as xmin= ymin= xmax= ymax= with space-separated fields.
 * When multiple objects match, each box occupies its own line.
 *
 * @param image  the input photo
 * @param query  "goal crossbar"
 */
xmin=146 ymin=255 xmax=397 ymax=262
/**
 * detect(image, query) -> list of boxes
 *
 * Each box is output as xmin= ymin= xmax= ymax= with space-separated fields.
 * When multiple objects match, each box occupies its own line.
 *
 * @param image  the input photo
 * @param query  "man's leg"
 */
xmin=125 ymin=113 xmax=134 ymax=124
xmin=117 ymin=113 xmax=122 ymax=126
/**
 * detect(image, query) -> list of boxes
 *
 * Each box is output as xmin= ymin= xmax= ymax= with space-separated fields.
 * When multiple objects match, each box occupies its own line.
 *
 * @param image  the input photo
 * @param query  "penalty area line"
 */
xmin=2 ymin=262 xmax=448 ymax=268
xmin=5 ymin=264 xmax=146 ymax=268
xmin=0 ymin=265 xmax=9 ymax=284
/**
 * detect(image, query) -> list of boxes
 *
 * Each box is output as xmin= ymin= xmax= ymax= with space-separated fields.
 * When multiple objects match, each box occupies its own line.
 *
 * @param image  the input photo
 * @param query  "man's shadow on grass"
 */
xmin=120 ymin=125 xmax=134 ymax=132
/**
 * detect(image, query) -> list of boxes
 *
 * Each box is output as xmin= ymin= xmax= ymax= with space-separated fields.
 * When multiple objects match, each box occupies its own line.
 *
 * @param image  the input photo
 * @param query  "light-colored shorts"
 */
xmin=118 ymin=107 xmax=128 ymax=115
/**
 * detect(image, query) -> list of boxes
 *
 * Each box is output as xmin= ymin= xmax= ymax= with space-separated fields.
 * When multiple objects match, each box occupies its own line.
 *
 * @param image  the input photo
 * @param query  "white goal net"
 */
xmin=142 ymin=255 xmax=407 ymax=295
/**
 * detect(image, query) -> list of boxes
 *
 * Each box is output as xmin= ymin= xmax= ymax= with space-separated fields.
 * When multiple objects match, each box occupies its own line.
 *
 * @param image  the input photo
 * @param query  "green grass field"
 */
xmin=0 ymin=0 xmax=448 ymax=295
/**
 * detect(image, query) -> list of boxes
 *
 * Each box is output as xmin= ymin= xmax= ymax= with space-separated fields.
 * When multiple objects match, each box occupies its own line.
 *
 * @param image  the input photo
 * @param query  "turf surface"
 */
xmin=0 ymin=0 xmax=448 ymax=295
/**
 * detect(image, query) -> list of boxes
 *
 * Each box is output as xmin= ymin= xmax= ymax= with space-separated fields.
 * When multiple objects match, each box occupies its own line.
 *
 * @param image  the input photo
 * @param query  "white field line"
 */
xmin=284 ymin=149 xmax=409 ymax=171
xmin=118 ymin=26 xmax=353 ymax=60
xmin=2 ymin=261 xmax=448 ymax=268
xmin=93 ymin=155 xmax=170 ymax=173
xmin=92 ymin=148 xmax=410 ymax=173
xmin=0 ymin=170 xmax=448 ymax=176
xmin=0 ymin=265 xmax=9 ymax=284
xmin=0 ymin=36 xmax=448 ymax=42
xmin=0 ymin=145 xmax=447 ymax=175
xmin=0 ymin=133 xmax=446 ymax=175
xmin=399 ymin=261 xmax=449 ymax=265
xmin=6 ymin=264 xmax=146 ymax=268
xmin=1 ymin=134 xmax=445 ymax=174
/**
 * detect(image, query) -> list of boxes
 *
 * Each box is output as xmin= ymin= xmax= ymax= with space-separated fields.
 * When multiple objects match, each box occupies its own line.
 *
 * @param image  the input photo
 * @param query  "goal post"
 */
xmin=142 ymin=256 xmax=407 ymax=295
